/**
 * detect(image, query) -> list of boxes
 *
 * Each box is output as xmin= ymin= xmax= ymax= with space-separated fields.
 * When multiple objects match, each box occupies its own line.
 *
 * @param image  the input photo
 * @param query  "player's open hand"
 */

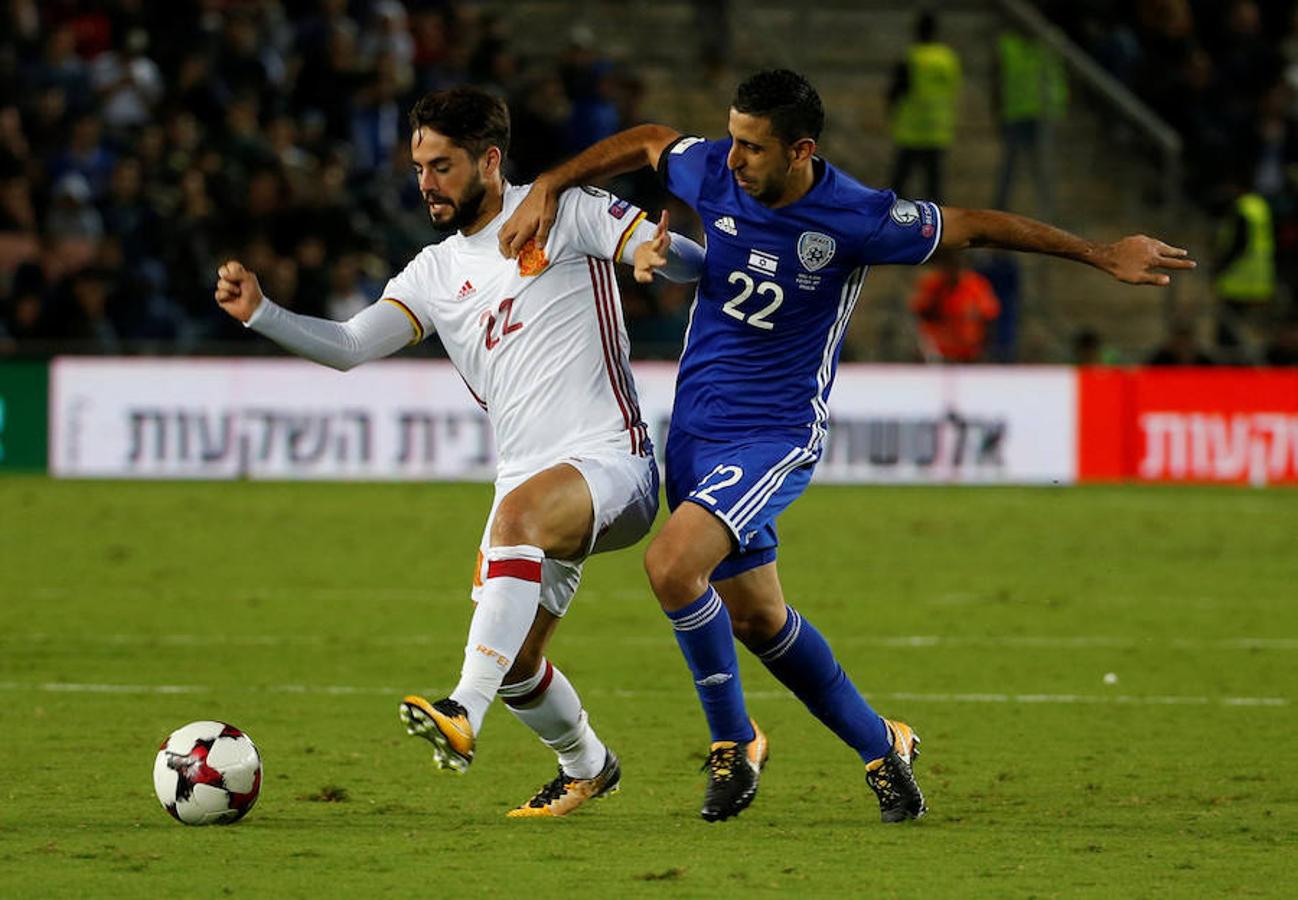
xmin=1103 ymin=235 xmax=1196 ymax=286
xmin=633 ymin=211 xmax=672 ymax=283
xmin=499 ymin=176 xmax=559 ymax=259
xmin=214 ymin=260 xmax=265 ymax=322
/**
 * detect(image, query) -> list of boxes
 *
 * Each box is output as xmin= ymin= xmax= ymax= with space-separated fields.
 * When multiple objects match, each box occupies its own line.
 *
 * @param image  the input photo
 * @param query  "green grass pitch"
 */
xmin=1 ymin=477 xmax=1295 ymax=897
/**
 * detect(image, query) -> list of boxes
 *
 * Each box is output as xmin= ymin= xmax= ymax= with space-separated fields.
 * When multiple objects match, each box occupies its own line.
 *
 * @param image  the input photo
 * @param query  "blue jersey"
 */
xmin=658 ymin=136 xmax=942 ymax=447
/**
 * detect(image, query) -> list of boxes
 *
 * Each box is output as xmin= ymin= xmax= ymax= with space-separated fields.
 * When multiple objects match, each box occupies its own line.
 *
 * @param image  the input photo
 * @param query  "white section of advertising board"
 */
xmin=50 ymin=359 xmax=1076 ymax=484
xmin=816 ymin=366 xmax=1077 ymax=484
xmin=50 ymin=358 xmax=496 ymax=480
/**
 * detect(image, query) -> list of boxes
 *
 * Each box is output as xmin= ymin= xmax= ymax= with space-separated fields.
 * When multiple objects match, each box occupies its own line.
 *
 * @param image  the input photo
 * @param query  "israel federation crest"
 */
xmin=797 ymin=231 xmax=836 ymax=272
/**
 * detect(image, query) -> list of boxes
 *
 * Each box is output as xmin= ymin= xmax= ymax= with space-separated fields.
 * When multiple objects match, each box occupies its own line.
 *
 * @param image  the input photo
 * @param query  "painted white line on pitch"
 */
xmin=678 ymin=690 xmax=1291 ymax=708
xmin=4 ymin=632 xmax=1297 ymax=651
xmin=0 ymin=681 xmax=1286 ymax=708
xmin=0 ymin=681 xmax=410 ymax=697
xmin=28 ymin=586 xmax=435 ymax=602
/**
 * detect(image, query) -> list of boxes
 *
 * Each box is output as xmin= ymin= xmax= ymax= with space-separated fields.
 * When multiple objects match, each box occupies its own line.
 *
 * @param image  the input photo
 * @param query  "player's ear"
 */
xmin=481 ymin=145 xmax=503 ymax=178
xmin=790 ymin=138 xmax=816 ymax=164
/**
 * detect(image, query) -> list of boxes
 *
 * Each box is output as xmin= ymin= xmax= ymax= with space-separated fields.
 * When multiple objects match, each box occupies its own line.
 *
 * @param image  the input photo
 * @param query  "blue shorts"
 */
xmin=664 ymin=427 xmax=819 ymax=581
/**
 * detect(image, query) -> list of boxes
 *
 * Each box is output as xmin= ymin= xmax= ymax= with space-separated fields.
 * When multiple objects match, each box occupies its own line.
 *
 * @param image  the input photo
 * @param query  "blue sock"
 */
xmin=666 ymin=587 xmax=754 ymax=744
xmin=756 ymin=606 xmax=891 ymax=761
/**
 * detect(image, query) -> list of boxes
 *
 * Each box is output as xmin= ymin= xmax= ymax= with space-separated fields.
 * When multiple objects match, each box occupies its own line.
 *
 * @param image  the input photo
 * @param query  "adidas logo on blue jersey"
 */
xmin=713 ymin=216 xmax=738 ymax=236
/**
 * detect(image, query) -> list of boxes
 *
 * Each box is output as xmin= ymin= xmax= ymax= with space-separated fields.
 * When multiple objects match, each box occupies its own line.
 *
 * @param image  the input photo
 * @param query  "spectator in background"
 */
xmin=27 ymin=26 xmax=91 ymax=114
xmin=89 ymin=27 xmax=163 ymax=134
xmin=909 ymin=251 xmax=1001 ymax=363
xmin=1265 ymin=315 xmax=1298 ymax=364
xmin=1213 ymin=182 xmax=1276 ymax=358
xmin=887 ymin=11 xmax=960 ymax=201
xmin=993 ymin=28 xmax=1067 ymax=217
xmin=163 ymin=167 xmax=219 ymax=327
xmin=49 ymin=114 xmax=115 ymax=197
xmin=694 ymin=0 xmax=732 ymax=84
xmin=362 ymin=2 xmax=416 ymax=86
xmin=0 ymin=103 xmax=39 ymax=271
xmin=508 ymin=71 xmax=570 ymax=182
xmin=561 ymin=28 xmax=622 ymax=155
xmin=1072 ymin=326 xmax=1106 ymax=365
xmin=971 ymin=250 xmax=1021 ymax=362
xmin=212 ymin=11 xmax=286 ymax=111
xmin=1147 ymin=319 xmax=1215 ymax=365
xmin=325 ymin=251 xmax=374 ymax=321
xmin=45 ymin=172 xmax=102 ymax=244
xmin=350 ymin=53 xmax=405 ymax=175
xmin=57 ymin=266 xmax=119 ymax=352
xmin=1 ymin=262 xmax=51 ymax=348
xmin=99 ymin=156 xmax=157 ymax=267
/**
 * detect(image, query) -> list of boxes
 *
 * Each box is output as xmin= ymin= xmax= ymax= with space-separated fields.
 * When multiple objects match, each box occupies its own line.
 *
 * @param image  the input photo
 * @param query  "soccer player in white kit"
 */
xmin=214 ymin=87 xmax=703 ymax=817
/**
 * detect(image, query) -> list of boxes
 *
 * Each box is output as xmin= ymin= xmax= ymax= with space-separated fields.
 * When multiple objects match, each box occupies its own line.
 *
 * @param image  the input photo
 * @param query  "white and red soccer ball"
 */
xmin=153 ymin=721 xmax=262 ymax=825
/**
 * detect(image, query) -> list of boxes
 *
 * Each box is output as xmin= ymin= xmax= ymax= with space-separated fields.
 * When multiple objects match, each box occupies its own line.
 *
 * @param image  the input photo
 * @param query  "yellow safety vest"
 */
xmin=998 ymin=32 xmax=1068 ymax=123
xmin=891 ymin=43 xmax=961 ymax=149
xmin=1215 ymin=193 xmax=1275 ymax=303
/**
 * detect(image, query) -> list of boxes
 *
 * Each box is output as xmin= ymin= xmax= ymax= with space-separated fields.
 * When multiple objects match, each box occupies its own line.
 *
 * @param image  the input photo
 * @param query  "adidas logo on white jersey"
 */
xmin=713 ymin=216 xmax=738 ymax=236
xmin=456 ymin=280 xmax=476 ymax=301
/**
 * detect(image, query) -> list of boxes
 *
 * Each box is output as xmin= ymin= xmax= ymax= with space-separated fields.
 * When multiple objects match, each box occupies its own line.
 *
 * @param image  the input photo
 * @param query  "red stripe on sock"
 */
xmin=486 ymin=558 xmax=542 ymax=582
xmin=502 ymin=659 xmax=554 ymax=708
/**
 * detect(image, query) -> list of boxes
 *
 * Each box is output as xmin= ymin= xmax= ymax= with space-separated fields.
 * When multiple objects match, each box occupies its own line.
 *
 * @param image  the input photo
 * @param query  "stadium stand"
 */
xmin=0 ymin=0 xmax=1293 ymax=362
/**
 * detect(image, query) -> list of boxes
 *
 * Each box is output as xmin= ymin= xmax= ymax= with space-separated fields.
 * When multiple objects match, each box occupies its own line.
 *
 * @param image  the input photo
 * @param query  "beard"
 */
xmin=751 ymin=175 xmax=786 ymax=205
xmin=426 ymin=174 xmax=488 ymax=235
xmin=736 ymin=172 xmax=784 ymax=206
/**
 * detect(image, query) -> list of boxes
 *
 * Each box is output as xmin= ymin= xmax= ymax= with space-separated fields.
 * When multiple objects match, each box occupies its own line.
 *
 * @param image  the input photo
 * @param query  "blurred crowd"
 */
xmin=0 ymin=0 xmax=685 ymax=356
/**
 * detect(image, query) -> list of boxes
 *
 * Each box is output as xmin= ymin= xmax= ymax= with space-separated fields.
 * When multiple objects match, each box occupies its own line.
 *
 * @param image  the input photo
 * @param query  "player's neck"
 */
xmin=460 ymin=179 xmax=506 ymax=237
xmin=766 ymin=162 xmax=816 ymax=209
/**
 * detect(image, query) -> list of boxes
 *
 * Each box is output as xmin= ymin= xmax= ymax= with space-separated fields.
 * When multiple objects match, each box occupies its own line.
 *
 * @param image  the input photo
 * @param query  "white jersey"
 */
xmin=381 ymin=184 xmax=652 ymax=477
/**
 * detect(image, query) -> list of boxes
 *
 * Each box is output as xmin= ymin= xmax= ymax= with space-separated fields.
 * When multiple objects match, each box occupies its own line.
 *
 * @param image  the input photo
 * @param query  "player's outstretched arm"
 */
xmin=213 ymin=260 xmax=418 ymax=371
xmin=939 ymin=207 xmax=1196 ymax=286
xmin=499 ymin=123 xmax=681 ymax=259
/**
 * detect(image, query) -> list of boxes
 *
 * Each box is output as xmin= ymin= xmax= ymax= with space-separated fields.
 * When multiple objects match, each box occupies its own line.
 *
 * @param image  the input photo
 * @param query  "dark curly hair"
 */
xmin=408 ymin=86 xmax=510 ymax=159
xmin=731 ymin=69 xmax=825 ymax=145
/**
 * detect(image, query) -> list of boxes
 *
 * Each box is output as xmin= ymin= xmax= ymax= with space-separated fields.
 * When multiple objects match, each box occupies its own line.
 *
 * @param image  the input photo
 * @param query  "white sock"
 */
xmin=450 ymin=544 xmax=544 ymax=735
xmin=498 ymin=658 xmax=607 ymax=780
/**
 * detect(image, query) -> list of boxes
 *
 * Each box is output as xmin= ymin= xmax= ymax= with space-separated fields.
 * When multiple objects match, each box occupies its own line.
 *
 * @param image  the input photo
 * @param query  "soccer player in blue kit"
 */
xmin=500 ymin=70 xmax=1195 ymax=824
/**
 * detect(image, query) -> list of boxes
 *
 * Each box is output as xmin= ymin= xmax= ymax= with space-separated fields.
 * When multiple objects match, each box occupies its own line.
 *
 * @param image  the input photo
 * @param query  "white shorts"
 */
xmin=470 ymin=449 xmax=659 ymax=617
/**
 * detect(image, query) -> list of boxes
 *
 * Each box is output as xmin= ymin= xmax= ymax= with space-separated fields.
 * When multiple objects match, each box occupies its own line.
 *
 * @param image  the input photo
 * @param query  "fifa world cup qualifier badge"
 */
xmin=517 ymin=239 xmax=549 ymax=277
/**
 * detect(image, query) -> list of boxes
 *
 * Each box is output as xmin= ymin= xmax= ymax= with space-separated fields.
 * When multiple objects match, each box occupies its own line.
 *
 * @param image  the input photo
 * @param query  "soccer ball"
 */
xmin=153 ymin=720 xmax=262 ymax=825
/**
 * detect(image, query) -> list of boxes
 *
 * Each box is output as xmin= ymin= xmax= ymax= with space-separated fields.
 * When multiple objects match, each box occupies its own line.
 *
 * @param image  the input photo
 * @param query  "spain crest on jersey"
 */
xmin=517 ymin=239 xmax=549 ymax=277
xmin=797 ymin=231 xmax=836 ymax=272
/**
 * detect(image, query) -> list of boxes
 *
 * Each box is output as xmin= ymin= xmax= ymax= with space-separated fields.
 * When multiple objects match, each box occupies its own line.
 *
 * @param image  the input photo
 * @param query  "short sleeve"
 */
xmin=655 ymin=135 xmax=712 ymax=208
xmin=555 ymin=186 xmax=648 ymax=262
xmin=860 ymin=194 xmax=943 ymax=266
xmin=380 ymin=253 xmax=437 ymax=342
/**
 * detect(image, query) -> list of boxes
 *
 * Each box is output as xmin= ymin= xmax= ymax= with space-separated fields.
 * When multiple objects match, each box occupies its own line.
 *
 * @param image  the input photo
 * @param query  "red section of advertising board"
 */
xmin=1079 ymin=368 xmax=1298 ymax=484
xmin=1077 ymin=367 xmax=1129 ymax=481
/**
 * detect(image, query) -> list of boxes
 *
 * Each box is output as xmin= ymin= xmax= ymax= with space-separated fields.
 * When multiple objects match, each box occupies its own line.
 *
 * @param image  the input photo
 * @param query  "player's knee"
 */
xmin=502 ymin=646 xmax=542 ymax=686
xmin=489 ymin=498 xmax=544 ymax=548
xmin=729 ymin=606 xmax=784 ymax=648
xmin=644 ymin=539 xmax=708 ymax=609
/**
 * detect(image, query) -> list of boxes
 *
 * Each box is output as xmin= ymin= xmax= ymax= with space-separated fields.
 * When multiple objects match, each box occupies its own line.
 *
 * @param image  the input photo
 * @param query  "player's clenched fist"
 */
xmin=214 ymin=260 xmax=264 ymax=323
